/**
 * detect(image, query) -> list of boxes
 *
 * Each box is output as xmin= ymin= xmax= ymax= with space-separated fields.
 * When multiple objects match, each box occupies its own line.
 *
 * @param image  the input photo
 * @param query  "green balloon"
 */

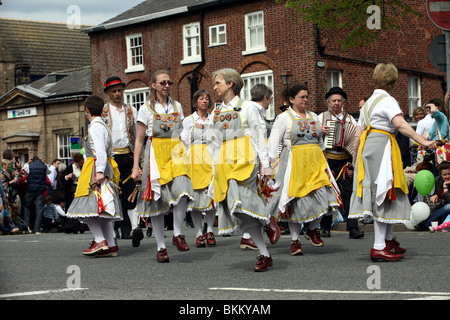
xmin=414 ymin=170 xmax=435 ymax=196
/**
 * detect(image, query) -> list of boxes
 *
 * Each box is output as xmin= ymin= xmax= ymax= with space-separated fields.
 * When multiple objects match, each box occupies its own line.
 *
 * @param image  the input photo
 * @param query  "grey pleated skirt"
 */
xmin=348 ymin=132 xmax=410 ymax=224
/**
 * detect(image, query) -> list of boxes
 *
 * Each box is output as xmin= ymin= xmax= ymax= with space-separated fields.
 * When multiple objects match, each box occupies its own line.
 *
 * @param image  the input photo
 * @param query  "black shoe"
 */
xmin=349 ymin=229 xmax=364 ymax=239
xmin=132 ymin=227 xmax=144 ymax=247
xmin=321 ymin=229 xmax=331 ymax=238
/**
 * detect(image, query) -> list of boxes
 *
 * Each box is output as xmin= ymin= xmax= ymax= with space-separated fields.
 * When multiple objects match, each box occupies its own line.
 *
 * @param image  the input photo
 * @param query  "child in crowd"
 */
xmin=42 ymin=195 xmax=62 ymax=232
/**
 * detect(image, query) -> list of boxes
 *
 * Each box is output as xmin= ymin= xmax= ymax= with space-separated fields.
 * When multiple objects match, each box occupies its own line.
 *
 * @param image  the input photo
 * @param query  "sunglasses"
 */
xmin=159 ymin=81 xmax=173 ymax=86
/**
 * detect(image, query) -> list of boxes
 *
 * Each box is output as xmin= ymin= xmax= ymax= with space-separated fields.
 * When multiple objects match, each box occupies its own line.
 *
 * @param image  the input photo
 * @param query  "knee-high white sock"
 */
xmin=205 ymin=211 xmax=215 ymax=233
xmin=99 ymin=219 xmax=116 ymax=247
xmin=151 ymin=214 xmax=166 ymax=250
xmin=127 ymin=208 xmax=139 ymax=230
xmin=84 ymin=217 xmax=105 ymax=243
xmin=173 ymin=197 xmax=187 ymax=237
xmin=247 ymin=226 xmax=270 ymax=257
xmin=191 ymin=211 xmax=203 ymax=237
xmin=288 ymin=221 xmax=301 ymax=241
xmin=385 ymin=223 xmax=394 ymax=241
xmin=373 ymin=221 xmax=387 ymax=250
xmin=309 ymin=217 xmax=322 ymax=230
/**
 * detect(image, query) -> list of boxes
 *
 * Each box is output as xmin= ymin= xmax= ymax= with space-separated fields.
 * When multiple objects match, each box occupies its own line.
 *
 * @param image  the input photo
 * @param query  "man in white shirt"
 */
xmin=415 ymin=106 xmax=435 ymax=138
xmin=47 ymin=159 xmax=60 ymax=202
xmin=102 ymin=76 xmax=139 ymax=244
xmin=319 ymin=87 xmax=363 ymax=239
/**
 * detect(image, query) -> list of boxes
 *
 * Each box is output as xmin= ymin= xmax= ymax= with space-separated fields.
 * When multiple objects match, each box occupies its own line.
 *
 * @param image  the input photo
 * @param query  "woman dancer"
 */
xmin=210 ymin=68 xmax=272 ymax=272
xmin=181 ymin=90 xmax=216 ymax=247
xmin=267 ymin=84 xmax=339 ymax=256
xmin=131 ymin=70 xmax=194 ymax=263
xmin=66 ymin=95 xmax=122 ymax=257
xmin=349 ymin=63 xmax=435 ymax=261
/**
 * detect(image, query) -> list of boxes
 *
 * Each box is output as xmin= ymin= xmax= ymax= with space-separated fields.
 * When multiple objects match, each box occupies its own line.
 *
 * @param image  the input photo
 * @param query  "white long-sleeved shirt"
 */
xmin=210 ymin=96 xmax=269 ymax=168
xmin=268 ymin=107 xmax=324 ymax=160
xmin=108 ymin=103 xmax=137 ymax=149
xmin=88 ymin=117 xmax=111 ymax=174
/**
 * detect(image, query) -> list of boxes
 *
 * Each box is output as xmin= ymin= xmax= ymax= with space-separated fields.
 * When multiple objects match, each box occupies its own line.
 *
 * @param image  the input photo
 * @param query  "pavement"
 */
xmin=0 ymin=220 xmax=449 ymax=306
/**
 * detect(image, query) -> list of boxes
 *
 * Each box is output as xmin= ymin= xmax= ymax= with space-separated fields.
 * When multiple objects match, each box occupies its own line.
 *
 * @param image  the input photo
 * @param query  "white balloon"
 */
xmin=404 ymin=219 xmax=418 ymax=230
xmin=411 ymin=202 xmax=430 ymax=222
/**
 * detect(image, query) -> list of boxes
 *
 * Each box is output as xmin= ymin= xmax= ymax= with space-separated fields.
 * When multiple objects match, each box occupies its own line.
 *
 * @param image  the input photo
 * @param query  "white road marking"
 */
xmin=209 ymin=287 xmax=450 ymax=297
xmin=0 ymin=288 xmax=88 ymax=299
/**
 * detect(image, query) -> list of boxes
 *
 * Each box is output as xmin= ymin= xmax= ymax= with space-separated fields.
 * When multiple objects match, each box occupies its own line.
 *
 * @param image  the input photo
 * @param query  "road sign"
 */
xmin=427 ymin=0 xmax=450 ymax=30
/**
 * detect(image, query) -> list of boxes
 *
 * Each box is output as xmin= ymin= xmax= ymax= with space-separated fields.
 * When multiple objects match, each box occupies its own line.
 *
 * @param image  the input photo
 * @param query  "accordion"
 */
xmin=324 ymin=119 xmax=357 ymax=155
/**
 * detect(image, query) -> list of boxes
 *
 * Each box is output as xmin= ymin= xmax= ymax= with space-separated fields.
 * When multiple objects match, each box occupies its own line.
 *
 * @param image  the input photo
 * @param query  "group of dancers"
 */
xmin=65 ymin=63 xmax=437 ymax=271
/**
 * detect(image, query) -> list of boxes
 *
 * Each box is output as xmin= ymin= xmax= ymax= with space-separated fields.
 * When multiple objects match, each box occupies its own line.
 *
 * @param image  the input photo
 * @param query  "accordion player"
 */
xmin=323 ymin=119 xmax=357 ymax=156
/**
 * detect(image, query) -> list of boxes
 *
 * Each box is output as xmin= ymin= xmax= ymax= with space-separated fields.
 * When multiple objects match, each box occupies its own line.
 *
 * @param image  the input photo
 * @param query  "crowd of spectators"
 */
xmin=0 ymin=149 xmax=86 ymax=235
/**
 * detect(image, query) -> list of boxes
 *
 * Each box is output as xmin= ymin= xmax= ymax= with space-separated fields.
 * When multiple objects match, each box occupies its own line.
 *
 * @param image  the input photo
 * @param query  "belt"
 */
xmin=113 ymin=146 xmax=131 ymax=155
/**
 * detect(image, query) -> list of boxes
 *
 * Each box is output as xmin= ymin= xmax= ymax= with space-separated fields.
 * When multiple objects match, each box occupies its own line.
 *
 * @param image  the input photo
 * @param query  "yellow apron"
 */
xmin=74 ymin=157 xmax=120 ymax=198
xmin=190 ymin=143 xmax=213 ymax=190
xmin=213 ymin=136 xmax=256 ymax=203
xmin=152 ymin=137 xmax=190 ymax=186
xmin=288 ymin=144 xmax=331 ymax=198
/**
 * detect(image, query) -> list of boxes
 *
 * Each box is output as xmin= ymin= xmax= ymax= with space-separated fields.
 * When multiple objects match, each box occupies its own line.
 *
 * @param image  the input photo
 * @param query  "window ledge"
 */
xmin=180 ymin=57 xmax=202 ymax=65
xmin=242 ymin=47 xmax=267 ymax=56
xmin=125 ymin=65 xmax=145 ymax=74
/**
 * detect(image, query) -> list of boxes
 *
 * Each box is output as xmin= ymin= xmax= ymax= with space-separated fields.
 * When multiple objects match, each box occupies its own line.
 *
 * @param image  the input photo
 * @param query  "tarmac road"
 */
xmin=1 ymin=224 xmax=449 ymax=305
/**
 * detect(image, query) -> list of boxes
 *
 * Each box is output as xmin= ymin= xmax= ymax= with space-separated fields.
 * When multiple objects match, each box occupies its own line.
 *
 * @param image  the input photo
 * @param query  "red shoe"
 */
xmin=206 ymin=232 xmax=216 ymax=246
xmin=96 ymin=246 xmax=118 ymax=257
xmin=305 ymin=229 xmax=324 ymax=247
xmin=82 ymin=240 xmax=108 ymax=256
xmin=370 ymin=247 xmax=404 ymax=262
xmin=264 ymin=216 xmax=281 ymax=244
xmin=156 ymin=248 xmax=170 ymax=263
xmin=290 ymin=240 xmax=303 ymax=256
xmin=254 ymin=255 xmax=273 ymax=272
xmin=385 ymin=237 xmax=406 ymax=254
xmin=173 ymin=235 xmax=190 ymax=251
xmin=196 ymin=235 xmax=206 ymax=247
xmin=240 ymin=237 xmax=258 ymax=250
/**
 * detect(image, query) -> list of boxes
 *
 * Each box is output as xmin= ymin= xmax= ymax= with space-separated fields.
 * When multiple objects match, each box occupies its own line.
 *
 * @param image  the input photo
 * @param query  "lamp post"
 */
xmin=280 ymin=70 xmax=293 ymax=89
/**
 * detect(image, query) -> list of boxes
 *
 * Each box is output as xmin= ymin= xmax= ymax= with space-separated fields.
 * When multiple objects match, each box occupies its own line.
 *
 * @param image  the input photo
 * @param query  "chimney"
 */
xmin=14 ymin=63 xmax=31 ymax=86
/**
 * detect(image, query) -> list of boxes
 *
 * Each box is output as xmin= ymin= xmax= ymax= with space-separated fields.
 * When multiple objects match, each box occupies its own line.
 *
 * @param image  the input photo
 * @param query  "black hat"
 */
xmin=325 ymin=86 xmax=347 ymax=100
xmin=103 ymin=76 xmax=125 ymax=92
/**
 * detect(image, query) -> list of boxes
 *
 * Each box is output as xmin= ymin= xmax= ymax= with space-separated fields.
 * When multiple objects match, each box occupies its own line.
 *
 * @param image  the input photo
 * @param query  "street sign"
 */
xmin=427 ymin=0 xmax=450 ymax=30
xmin=429 ymin=34 xmax=447 ymax=72
xmin=70 ymin=136 xmax=81 ymax=153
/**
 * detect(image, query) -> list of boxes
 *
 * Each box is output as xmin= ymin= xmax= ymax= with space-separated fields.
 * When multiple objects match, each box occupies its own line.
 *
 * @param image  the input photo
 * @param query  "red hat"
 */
xmin=103 ymin=76 xmax=125 ymax=92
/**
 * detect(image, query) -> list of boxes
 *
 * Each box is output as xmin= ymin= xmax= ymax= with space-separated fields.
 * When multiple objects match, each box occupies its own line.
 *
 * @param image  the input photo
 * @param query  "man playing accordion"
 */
xmin=319 ymin=87 xmax=364 ymax=239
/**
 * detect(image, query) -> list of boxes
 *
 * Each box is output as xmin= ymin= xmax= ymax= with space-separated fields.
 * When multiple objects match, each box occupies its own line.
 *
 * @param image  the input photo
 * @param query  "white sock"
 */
xmin=84 ymin=217 xmax=105 ymax=243
xmin=309 ymin=217 xmax=322 ymax=230
xmin=205 ymin=211 xmax=215 ymax=233
xmin=127 ymin=208 xmax=139 ymax=230
xmin=385 ymin=224 xmax=394 ymax=241
xmin=99 ymin=219 xmax=116 ymax=247
xmin=242 ymin=232 xmax=252 ymax=239
xmin=151 ymin=214 xmax=166 ymax=250
xmin=173 ymin=197 xmax=187 ymax=237
xmin=288 ymin=221 xmax=301 ymax=241
xmin=247 ymin=226 xmax=270 ymax=257
xmin=373 ymin=221 xmax=387 ymax=250
xmin=191 ymin=211 xmax=203 ymax=237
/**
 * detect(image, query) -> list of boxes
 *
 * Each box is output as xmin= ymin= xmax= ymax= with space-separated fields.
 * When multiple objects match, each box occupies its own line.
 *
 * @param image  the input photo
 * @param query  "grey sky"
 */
xmin=0 ymin=0 xmax=144 ymax=26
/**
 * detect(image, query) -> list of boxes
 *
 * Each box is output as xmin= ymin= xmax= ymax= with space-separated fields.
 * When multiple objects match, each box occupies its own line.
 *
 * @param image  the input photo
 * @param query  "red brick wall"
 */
xmin=89 ymin=0 xmax=446 ymax=118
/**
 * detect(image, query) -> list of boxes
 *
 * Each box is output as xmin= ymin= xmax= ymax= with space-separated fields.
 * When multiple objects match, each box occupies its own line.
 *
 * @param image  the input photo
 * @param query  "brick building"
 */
xmin=86 ymin=0 xmax=446 ymax=121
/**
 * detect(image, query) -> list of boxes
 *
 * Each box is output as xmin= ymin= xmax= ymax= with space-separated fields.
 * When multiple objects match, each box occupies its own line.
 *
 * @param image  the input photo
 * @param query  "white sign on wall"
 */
xmin=7 ymin=107 xmax=37 ymax=119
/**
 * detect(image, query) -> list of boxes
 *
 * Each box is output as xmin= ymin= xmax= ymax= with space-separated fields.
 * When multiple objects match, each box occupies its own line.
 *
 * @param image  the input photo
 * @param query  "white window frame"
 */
xmin=125 ymin=33 xmax=145 ymax=73
xmin=124 ymin=87 xmax=150 ymax=111
xmin=326 ymin=70 xmax=342 ymax=90
xmin=57 ymin=133 xmax=71 ymax=165
xmin=243 ymin=11 xmax=267 ymax=56
xmin=181 ymin=22 xmax=202 ymax=65
xmin=240 ymin=70 xmax=275 ymax=120
xmin=209 ymin=24 xmax=227 ymax=47
xmin=408 ymin=76 xmax=421 ymax=116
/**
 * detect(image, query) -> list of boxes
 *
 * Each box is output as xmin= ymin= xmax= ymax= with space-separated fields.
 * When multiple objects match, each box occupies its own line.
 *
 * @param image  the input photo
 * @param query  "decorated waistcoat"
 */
xmin=189 ymin=114 xmax=213 ymax=190
xmin=211 ymin=99 xmax=245 ymax=141
xmin=101 ymin=103 xmax=136 ymax=152
xmin=288 ymin=109 xmax=323 ymax=146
